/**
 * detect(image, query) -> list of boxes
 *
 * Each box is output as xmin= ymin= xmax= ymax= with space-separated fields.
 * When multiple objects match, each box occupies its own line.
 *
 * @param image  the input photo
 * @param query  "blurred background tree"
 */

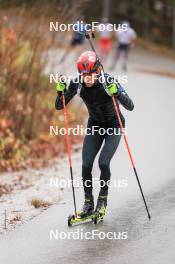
xmin=0 ymin=0 xmax=175 ymax=46
xmin=85 ymin=0 xmax=175 ymax=47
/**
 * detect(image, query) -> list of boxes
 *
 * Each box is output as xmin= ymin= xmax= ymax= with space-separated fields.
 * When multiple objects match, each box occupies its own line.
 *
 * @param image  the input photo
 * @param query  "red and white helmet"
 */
xmin=77 ymin=51 xmax=101 ymax=74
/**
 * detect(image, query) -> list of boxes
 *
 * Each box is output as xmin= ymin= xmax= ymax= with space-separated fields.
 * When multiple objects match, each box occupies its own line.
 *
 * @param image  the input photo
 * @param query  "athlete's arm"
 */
xmin=55 ymin=80 xmax=77 ymax=110
xmin=116 ymin=83 xmax=134 ymax=111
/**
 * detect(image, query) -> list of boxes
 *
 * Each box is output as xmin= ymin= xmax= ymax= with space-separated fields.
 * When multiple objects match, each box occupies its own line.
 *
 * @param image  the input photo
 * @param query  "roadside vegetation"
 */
xmin=0 ymin=3 xmax=86 ymax=172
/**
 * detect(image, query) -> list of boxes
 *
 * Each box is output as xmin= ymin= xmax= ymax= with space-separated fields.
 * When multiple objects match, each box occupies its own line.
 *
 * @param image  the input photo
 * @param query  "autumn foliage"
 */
xmin=0 ymin=13 xmax=84 ymax=172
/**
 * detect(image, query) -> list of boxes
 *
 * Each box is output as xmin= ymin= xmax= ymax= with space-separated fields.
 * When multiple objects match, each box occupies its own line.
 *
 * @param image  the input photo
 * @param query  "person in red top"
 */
xmin=97 ymin=18 xmax=112 ymax=64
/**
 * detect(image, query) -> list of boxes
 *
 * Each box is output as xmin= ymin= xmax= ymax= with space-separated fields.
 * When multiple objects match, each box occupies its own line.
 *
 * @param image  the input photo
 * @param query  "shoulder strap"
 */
xmin=77 ymin=82 xmax=82 ymax=96
xmin=102 ymin=82 xmax=111 ymax=96
xmin=101 ymin=72 xmax=111 ymax=96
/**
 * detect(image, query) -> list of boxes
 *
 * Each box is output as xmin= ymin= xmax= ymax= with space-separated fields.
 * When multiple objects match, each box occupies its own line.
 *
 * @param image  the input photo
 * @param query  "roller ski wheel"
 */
xmin=94 ymin=198 xmax=107 ymax=225
xmin=68 ymin=214 xmax=76 ymax=227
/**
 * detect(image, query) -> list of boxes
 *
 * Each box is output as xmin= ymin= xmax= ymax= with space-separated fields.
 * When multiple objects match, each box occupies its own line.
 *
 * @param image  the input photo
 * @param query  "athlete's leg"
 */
xmin=110 ymin=44 xmax=121 ymax=70
xmin=98 ymin=132 xmax=121 ymax=198
xmin=82 ymin=121 xmax=104 ymax=199
xmin=123 ymin=45 xmax=130 ymax=71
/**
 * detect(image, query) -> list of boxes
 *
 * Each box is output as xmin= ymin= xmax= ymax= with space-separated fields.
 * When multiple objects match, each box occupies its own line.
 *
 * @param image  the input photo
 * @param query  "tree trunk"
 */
xmin=143 ymin=0 xmax=150 ymax=40
xmin=102 ymin=0 xmax=110 ymax=20
xmin=172 ymin=4 xmax=175 ymax=48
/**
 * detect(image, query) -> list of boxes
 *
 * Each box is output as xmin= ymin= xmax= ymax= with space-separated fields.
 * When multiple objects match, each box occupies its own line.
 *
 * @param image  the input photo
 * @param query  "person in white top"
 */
xmin=110 ymin=21 xmax=137 ymax=71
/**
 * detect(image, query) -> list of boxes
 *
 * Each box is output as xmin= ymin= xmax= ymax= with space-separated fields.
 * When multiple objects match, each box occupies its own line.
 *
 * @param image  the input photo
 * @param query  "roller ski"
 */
xmin=68 ymin=198 xmax=95 ymax=226
xmin=93 ymin=197 xmax=107 ymax=224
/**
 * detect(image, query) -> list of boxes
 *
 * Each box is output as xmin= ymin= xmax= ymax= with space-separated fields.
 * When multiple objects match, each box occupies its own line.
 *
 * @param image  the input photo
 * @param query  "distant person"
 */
xmin=60 ymin=18 xmax=87 ymax=63
xmin=110 ymin=21 xmax=137 ymax=71
xmin=97 ymin=18 xmax=113 ymax=64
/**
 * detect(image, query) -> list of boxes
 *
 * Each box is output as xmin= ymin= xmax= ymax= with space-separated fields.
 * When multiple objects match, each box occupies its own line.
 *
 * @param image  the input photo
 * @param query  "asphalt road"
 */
xmin=0 ymin=50 xmax=175 ymax=264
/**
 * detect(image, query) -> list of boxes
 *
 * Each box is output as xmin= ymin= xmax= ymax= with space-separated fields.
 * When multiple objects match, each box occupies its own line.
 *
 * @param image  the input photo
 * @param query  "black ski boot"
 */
xmin=94 ymin=196 xmax=107 ymax=224
xmin=79 ymin=197 xmax=94 ymax=218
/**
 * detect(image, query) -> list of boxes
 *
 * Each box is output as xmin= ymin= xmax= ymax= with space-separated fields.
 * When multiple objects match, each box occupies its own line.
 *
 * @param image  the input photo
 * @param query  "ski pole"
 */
xmin=111 ymin=96 xmax=151 ymax=219
xmin=85 ymin=32 xmax=151 ymax=220
xmin=62 ymin=91 xmax=78 ymax=217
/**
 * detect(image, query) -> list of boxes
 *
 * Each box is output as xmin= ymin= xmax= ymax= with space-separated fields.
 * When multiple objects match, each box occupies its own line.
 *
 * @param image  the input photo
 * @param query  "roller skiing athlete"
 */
xmin=55 ymin=51 xmax=134 ymax=226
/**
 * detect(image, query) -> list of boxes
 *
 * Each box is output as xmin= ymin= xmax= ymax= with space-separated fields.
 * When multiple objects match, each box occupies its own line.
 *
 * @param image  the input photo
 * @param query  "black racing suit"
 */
xmin=55 ymin=74 xmax=134 ymax=201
